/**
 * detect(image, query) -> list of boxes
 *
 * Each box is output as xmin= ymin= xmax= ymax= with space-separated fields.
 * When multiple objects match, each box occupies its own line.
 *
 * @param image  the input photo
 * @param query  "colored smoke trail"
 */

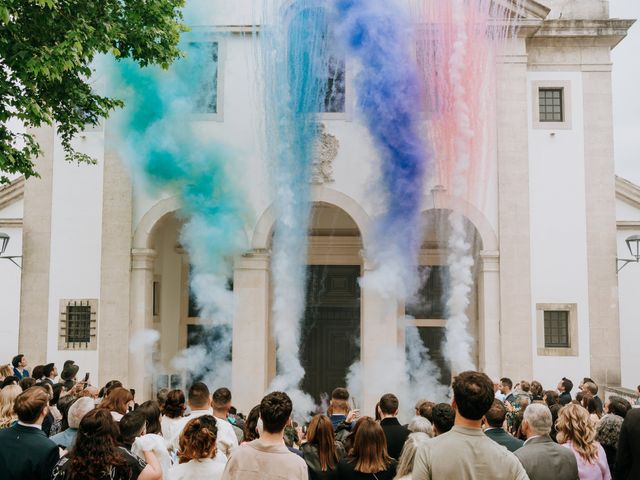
xmin=335 ymin=0 xmax=448 ymax=407
xmin=109 ymin=31 xmax=247 ymax=389
xmin=257 ymin=0 xmax=333 ymax=415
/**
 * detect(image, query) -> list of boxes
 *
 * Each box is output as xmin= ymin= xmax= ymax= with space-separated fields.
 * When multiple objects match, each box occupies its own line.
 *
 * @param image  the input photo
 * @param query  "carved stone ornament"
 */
xmin=311 ymin=123 xmax=339 ymax=184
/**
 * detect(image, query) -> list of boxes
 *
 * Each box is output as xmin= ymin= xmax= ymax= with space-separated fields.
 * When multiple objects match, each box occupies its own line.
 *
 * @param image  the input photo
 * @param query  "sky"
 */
xmin=611 ymin=0 xmax=640 ymax=185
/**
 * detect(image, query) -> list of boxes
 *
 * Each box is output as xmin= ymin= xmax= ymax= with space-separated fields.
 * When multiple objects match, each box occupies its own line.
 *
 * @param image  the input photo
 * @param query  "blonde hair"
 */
xmin=0 ymin=385 xmax=22 ymax=428
xmin=0 ymin=364 xmax=12 ymax=378
xmin=556 ymin=403 xmax=599 ymax=463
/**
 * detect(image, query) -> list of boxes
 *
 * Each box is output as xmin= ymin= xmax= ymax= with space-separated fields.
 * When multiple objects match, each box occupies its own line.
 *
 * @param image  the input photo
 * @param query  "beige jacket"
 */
xmin=221 ymin=439 xmax=307 ymax=480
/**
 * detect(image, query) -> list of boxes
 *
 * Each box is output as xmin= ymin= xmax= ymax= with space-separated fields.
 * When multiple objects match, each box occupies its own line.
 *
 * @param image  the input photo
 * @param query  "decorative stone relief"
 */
xmin=311 ymin=123 xmax=339 ymax=184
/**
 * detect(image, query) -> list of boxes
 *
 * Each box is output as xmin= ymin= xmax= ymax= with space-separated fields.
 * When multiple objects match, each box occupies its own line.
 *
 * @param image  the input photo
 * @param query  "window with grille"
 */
xmin=539 ymin=88 xmax=564 ymax=122
xmin=189 ymin=41 xmax=219 ymax=114
xmin=544 ymin=310 xmax=569 ymax=348
xmin=322 ymin=55 xmax=346 ymax=113
xmin=58 ymin=299 xmax=98 ymax=350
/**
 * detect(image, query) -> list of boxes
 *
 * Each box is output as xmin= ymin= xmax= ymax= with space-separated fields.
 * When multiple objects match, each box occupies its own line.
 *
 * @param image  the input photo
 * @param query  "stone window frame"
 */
xmin=190 ymin=37 xmax=226 ymax=123
xmin=58 ymin=299 xmax=98 ymax=350
xmin=532 ymin=80 xmax=572 ymax=130
xmin=536 ymin=303 xmax=578 ymax=357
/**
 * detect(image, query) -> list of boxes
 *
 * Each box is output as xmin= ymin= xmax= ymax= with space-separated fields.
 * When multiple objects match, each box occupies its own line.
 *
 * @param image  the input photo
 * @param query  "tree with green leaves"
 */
xmin=0 ymin=0 xmax=186 ymax=184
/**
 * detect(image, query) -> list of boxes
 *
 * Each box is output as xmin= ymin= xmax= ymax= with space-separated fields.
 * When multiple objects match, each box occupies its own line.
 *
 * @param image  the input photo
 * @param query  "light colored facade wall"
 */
xmin=0 ymin=198 xmax=23 ymax=359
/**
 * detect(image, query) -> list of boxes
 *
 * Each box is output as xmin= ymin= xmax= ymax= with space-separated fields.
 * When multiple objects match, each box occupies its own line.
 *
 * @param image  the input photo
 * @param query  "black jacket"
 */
xmin=559 ymin=392 xmax=572 ymax=406
xmin=336 ymin=458 xmax=397 ymax=480
xmin=616 ymin=408 xmax=640 ymax=480
xmin=379 ymin=417 xmax=410 ymax=460
xmin=484 ymin=427 xmax=524 ymax=452
xmin=0 ymin=423 xmax=60 ymax=480
xmin=301 ymin=441 xmax=346 ymax=480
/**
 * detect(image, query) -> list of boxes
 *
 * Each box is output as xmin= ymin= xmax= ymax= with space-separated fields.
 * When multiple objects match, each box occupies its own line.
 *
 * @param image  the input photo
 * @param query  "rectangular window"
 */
xmin=189 ymin=41 xmax=219 ymax=114
xmin=58 ymin=299 xmax=98 ymax=350
xmin=538 ymin=88 xmax=564 ymax=122
xmin=544 ymin=310 xmax=569 ymax=348
xmin=322 ymin=55 xmax=346 ymax=113
xmin=66 ymin=304 xmax=92 ymax=343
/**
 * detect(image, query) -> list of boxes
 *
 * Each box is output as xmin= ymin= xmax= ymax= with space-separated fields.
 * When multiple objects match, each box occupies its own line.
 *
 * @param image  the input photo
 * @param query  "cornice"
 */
xmin=616 ymin=175 xmax=640 ymax=210
xmin=531 ymin=19 xmax=636 ymax=47
xmin=0 ymin=176 xmax=25 ymax=211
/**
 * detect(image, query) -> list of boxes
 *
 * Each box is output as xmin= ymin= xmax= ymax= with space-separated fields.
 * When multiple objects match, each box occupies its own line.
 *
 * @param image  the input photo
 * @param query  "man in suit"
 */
xmin=0 ymin=386 xmax=60 ymax=479
xmin=616 ymin=407 xmax=640 ymax=480
xmin=483 ymin=399 xmax=523 ymax=452
xmin=42 ymin=363 xmax=57 ymax=387
xmin=11 ymin=354 xmax=29 ymax=380
xmin=557 ymin=377 xmax=573 ymax=406
xmin=500 ymin=378 xmax=516 ymax=404
xmin=377 ymin=393 xmax=410 ymax=459
xmin=514 ymin=403 xmax=578 ymax=480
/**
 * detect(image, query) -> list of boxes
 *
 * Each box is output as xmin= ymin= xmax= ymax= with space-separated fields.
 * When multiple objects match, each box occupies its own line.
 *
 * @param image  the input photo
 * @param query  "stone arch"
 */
xmin=132 ymin=195 xmax=182 ymax=250
xmin=251 ymin=186 xmax=372 ymax=250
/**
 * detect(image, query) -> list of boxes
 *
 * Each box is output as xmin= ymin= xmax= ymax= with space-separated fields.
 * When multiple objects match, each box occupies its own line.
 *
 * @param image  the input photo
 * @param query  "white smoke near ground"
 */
xmin=129 ymin=329 xmax=161 ymax=378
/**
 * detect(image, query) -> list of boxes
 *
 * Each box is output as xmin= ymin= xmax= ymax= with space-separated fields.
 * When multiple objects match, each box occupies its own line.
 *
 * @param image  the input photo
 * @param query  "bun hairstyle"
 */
xmin=178 ymin=415 xmax=218 ymax=464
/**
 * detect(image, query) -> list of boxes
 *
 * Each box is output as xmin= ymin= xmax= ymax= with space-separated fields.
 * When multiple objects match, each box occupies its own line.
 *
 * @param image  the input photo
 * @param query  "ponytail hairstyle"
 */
xmin=178 ymin=415 xmax=218 ymax=464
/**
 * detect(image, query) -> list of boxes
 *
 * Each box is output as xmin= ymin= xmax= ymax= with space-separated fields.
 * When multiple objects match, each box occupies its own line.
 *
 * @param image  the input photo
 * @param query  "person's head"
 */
xmin=43 ymin=363 xmax=57 ymax=379
xmin=499 ymin=377 xmax=513 ymax=394
xmin=453 ymin=371 xmax=495 ymax=421
xmin=162 ymin=389 xmax=186 ymax=419
xmin=0 ymin=384 xmax=22 ymax=426
xmin=0 ymin=364 xmax=12 ymax=379
xmin=63 ymin=360 xmax=75 ymax=370
xmin=212 ymin=387 xmax=232 ymax=415
xmin=137 ymin=400 xmax=161 ymax=435
xmin=19 ymin=377 xmax=36 ymax=391
xmin=156 ymin=388 xmax=169 ymax=409
xmin=521 ymin=403 xmax=552 ymax=438
xmin=14 ymin=386 xmax=49 ymax=424
xmin=431 ymin=403 xmax=455 ymax=435
xmin=530 ymin=381 xmax=544 ymax=399
xmin=178 ymin=415 xmax=218 ymax=464
xmin=377 ymin=393 xmax=399 ymax=418
xmin=520 ymin=381 xmax=531 ymax=393
xmin=119 ymin=409 xmax=147 ymax=445
xmin=306 ymin=414 xmax=339 ymax=471
xmin=395 ymin=432 xmax=431 ymax=478
xmin=544 ymin=390 xmax=559 ymax=407
xmin=484 ymin=399 xmax=507 ymax=429
xmin=68 ymin=397 xmax=94 ymax=429
xmin=606 ymin=396 xmax=631 ymax=418
xmin=259 ymin=391 xmax=292 ymax=434
xmin=582 ymin=381 xmax=598 ymax=396
xmin=0 ymin=376 xmax=18 ymax=389
xmin=100 ymin=380 xmax=123 ymax=399
xmin=414 ymin=399 xmax=428 ymax=415
xmin=61 ymin=363 xmax=79 ymax=384
xmin=407 ymin=415 xmax=433 ymax=436
xmin=244 ymin=405 xmax=261 ymax=442
xmin=558 ymin=377 xmax=573 ymax=394
xmin=12 ymin=354 xmax=26 ymax=369
xmin=330 ymin=387 xmax=350 ymax=415
xmin=31 ymin=365 xmax=44 ymax=380
xmin=349 ymin=416 xmax=391 ymax=474
xmin=418 ymin=400 xmax=435 ymax=421
xmin=188 ymin=382 xmax=211 ymax=410
xmin=68 ymin=409 xmax=127 ymax=479
xmin=557 ymin=403 xmax=598 ymax=462
xmin=100 ymin=387 xmax=134 ymax=415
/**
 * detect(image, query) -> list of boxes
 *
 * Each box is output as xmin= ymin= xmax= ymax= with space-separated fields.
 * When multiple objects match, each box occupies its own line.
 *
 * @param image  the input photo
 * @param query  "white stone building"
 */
xmin=1 ymin=0 xmax=639 ymax=413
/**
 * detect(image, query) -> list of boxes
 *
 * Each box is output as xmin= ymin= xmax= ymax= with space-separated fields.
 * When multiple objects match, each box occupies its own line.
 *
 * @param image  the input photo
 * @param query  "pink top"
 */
xmin=561 ymin=441 xmax=611 ymax=480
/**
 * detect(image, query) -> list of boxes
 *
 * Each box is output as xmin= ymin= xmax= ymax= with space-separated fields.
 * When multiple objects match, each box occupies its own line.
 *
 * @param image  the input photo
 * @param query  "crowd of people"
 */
xmin=1 ymin=353 xmax=639 ymax=479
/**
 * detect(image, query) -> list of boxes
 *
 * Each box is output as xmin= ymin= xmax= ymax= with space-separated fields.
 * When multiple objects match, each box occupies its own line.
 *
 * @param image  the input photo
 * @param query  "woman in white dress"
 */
xmin=168 ymin=415 xmax=226 ymax=480
xmin=161 ymin=389 xmax=187 ymax=447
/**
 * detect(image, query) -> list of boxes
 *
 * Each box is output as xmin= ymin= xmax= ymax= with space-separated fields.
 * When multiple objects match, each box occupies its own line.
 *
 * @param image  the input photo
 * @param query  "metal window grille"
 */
xmin=544 ymin=310 xmax=569 ymax=348
xmin=539 ymin=88 xmax=564 ymax=122
xmin=66 ymin=303 xmax=92 ymax=343
xmin=322 ymin=55 xmax=346 ymax=113
xmin=189 ymin=41 xmax=219 ymax=114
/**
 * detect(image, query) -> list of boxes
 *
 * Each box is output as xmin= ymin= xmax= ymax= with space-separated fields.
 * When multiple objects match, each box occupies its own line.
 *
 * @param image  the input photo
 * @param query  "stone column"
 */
xmin=232 ymin=251 xmax=271 ymax=413
xmin=129 ymin=248 xmax=156 ymax=402
xmin=360 ymin=259 xmax=401 ymax=416
xmin=478 ymin=251 xmax=501 ymax=379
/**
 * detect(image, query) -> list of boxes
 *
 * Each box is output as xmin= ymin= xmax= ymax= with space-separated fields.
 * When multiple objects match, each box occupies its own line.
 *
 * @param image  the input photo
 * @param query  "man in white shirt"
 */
xmin=170 ymin=382 xmax=238 ymax=457
xmin=212 ymin=387 xmax=244 ymax=444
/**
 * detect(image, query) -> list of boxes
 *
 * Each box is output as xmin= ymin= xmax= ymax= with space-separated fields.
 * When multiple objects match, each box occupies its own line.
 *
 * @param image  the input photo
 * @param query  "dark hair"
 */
xmin=432 ymin=403 xmax=455 ymax=434
xmin=19 ymin=377 xmax=36 ymax=391
xmin=66 ymin=409 xmax=129 ymax=479
xmin=260 ymin=391 xmax=292 ymax=434
xmin=582 ymin=377 xmax=595 ymax=385
xmin=544 ymin=390 xmax=559 ymax=407
xmin=212 ymin=387 xmax=232 ymax=409
xmin=453 ymin=371 xmax=495 ymax=420
xmin=418 ymin=401 xmax=435 ymax=422
xmin=561 ymin=377 xmax=573 ymax=393
xmin=307 ymin=415 xmax=339 ymax=472
xmin=520 ymin=381 xmax=530 ymax=393
xmin=156 ymin=388 xmax=169 ymax=408
xmin=1 ymin=376 xmax=19 ymax=389
xmin=11 ymin=354 xmax=24 ymax=368
xmin=378 ymin=393 xmax=399 ymax=415
xmin=244 ymin=405 xmax=261 ymax=442
xmin=119 ymin=409 xmax=146 ymax=446
xmin=575 ymin=392 xmax=584 ymax=403
xmin=14 ymin=386 xmax=49 ymax=423
xmin=58 ymin=395 xmax=78 ymax=432
xmin=178 ymin=415 xmax=218 ymax=463
xmin=331 ymin=388 xmax=349 ymax=401
xmin=530 ymin=381 xmax=544 ymax=399
xmin=188 ymin=382 xmax=210 ymax=409
xmin=608 ymin=396 xmax=631 ymax=418
xmin=484 ymin=399 xmax=507 ymax=428
xmin=51 ymin=383 xmax=65 ymax=406
xmin=500 ymin=377 xmax=513 ymax=389
xmin=31 ymin=365 xmax=44 ymax=380
xmin=100 ymin=387 xmax=133 ymax=415
xmin=162 ymin=389 xmax=186 ymax=419
xmin=43 ymin=363 xmax=55 ymax=378
xmin=348 ymin=417 xmax=391 ymax=474
xmin=99 ymin=380 xmax=123 ymax=399
xmin=137 ymin=401 xmax=161 ymax=435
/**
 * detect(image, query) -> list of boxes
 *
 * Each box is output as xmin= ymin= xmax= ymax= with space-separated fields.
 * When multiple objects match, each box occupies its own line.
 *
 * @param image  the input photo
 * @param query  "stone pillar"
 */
xmin=478 ymin=251 xmax=501 ymax=379
xmin=360 ymin=260 xmax=401 ymax=416
xmin=19 ymin=126 xmax=55 ymax=364
xmin=129 ymin=248 xmax=156 ymax=402
xmin=232 ymin=251 xmax=271 ymax=413
xmin=496 ymin=39 xmax=534 ymax=381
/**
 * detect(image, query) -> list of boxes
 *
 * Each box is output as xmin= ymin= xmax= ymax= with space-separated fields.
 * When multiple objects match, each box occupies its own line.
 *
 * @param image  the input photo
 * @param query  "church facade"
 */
xmin=1 ymin=0 xmax=638 ymax=413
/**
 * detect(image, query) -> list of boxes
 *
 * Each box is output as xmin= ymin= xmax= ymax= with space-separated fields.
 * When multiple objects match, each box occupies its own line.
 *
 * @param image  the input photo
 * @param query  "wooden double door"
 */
xmin=300 ymin=265 xmax=361 ymax=403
